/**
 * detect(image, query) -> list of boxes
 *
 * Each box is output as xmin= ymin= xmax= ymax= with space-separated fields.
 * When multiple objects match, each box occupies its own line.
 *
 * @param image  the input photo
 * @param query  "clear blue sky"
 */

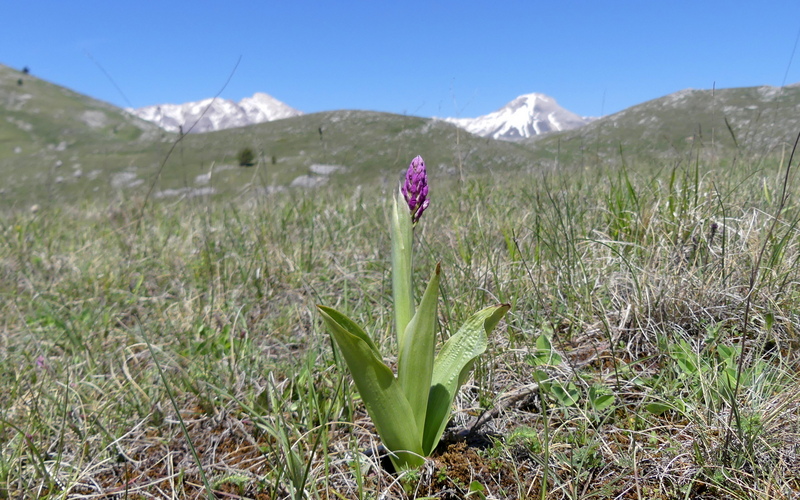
xmin=4 ymin=1 xmax=800 ymax=119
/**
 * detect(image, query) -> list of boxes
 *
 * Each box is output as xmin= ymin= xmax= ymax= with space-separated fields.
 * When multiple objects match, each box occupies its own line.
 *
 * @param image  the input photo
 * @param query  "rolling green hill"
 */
xmin=0 ymin=64 xmax=167 ymax=206
xmin=527 ymin=84 xmax=800 ymax=166
xmin=5 ymin=62 xmax=800 ymax=209
xmin=0 ymin=63 xmax=540 ymax=208
xmin=0 ymin=64 xmax=161 ymax=153
xmin=169 ymin=110 xmax=541 ymax=193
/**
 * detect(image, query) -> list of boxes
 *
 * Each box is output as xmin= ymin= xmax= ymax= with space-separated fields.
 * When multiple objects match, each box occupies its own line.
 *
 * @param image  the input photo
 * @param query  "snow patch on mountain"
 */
xmin=129 ymin=92 xmax=302 ymax=133
xmin=444 ymin=93 xmax=592 ymax=141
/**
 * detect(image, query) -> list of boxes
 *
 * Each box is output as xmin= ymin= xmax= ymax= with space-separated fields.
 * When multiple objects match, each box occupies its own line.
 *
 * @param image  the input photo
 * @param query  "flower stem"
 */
xmin=392 ymin=191 xmax=414 ymax=347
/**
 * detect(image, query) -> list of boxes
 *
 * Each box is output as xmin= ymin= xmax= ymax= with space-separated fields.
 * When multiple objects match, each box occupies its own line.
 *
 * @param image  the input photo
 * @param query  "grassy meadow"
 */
xmin=2 ymin=149 xmax=800 ymax=499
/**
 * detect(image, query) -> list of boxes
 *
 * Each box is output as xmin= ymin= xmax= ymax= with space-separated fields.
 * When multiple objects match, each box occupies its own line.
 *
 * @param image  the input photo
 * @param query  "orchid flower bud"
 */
xmin=402 ymin=155 xmax=430 ymax=223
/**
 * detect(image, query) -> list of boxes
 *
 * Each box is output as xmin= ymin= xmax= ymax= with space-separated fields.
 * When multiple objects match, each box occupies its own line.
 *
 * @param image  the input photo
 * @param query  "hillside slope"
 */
xmin=161 ymin=109 xmax=542 ymax=193
xmin=0 ymin=65 xmax=540 ymax=207
xmin=0 ymin=64 xmax=169 ymax=204
xmin=528 ymin=84 xmax=800 ymax=164
xmin=0 ymin=64 xmax=160 ymax=156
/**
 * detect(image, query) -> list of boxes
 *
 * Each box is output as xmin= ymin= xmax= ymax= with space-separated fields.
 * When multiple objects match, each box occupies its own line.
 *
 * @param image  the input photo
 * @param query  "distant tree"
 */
xmin=237 ymin=147 xmax=256 ymax=166
xmin=22 ymin=66 xmax=30 ymax=74
xmin=17 ymin=79 xmax=23 ymax=86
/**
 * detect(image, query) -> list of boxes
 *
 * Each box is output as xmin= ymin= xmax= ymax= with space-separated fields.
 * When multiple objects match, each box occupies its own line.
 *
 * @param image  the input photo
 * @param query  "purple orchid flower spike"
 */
xmin=402 ymin=155 xmax=430 ymax=223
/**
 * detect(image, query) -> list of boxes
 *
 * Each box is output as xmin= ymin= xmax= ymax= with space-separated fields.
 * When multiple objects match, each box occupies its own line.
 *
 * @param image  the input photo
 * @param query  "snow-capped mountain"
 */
xmin=128 ymin=92 xmax=302 ymax=133
xmin=130 ymin=90 xmax=589 ymax=139
xmin=444 ymin=93 xmax=592 ymax=141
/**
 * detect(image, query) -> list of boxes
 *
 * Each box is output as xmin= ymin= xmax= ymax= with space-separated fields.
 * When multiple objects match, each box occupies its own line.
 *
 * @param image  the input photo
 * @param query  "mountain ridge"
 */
xmin=128 ymin=92 xmax=303 ymax=133
xmin=443 ymin=93 xmax=594 ymax=141
xmin=130 ymin=90 xmax=592 ymax=140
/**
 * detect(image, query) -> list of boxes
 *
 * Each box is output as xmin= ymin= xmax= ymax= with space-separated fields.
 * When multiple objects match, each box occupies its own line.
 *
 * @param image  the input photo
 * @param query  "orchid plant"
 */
xmin=317 ymin=155 xmax=510 ymax=470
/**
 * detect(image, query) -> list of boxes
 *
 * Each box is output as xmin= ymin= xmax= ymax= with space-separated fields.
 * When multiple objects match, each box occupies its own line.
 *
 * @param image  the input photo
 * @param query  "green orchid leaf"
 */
xmin=318 ymin=305 xmax=381 ymax=355
xmin=391 ymin=192 xmax=414 ymax=347
xmin=317 ymin=305 xmax=424 ymax=469
xmin=422 ymin=303 xmax=510 ymax=455
xmin=398 ymin=263 xmax=440 ymax=434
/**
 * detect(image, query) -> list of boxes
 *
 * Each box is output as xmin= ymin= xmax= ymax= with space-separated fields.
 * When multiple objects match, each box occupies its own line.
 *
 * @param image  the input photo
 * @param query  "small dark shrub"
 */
xmin=237 ymin=147 xmax=255 ymax=167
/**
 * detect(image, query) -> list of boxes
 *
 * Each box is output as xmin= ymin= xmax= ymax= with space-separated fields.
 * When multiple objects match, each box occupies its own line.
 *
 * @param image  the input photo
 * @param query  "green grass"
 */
xmin=2 ymin=149 xmax=800 ymax=498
